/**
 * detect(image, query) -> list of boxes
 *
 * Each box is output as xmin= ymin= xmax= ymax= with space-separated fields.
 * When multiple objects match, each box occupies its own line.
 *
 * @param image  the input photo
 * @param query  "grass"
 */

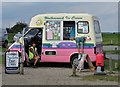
xmin=0 ymin=56 xmax=5 ymax=65
xmin=82 ymin=75 xmax=118 ymax=81
xmin=104 ymin=58 xmax=120 ymax=71
xmin=104 ymin=50 xmax=120 ymax=54
xmin=0 ymin=57 xmax=2 ymax=64
xmin=0 ymin=47 xmax=7 ymax=52
xmin=102 ymin=33 xmax=120 ymax=46
xmin=0 ymin=47 xmax=6 ymax=64
xmin=0 ymin=54 xmax=5 ymax=64
xmin=80 ymin=59 xmax=119 ymax=82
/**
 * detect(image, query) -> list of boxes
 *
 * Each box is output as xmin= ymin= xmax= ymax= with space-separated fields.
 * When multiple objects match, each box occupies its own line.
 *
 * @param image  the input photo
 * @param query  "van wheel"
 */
xmin=70 ymin=55 xmax=79 ymax=67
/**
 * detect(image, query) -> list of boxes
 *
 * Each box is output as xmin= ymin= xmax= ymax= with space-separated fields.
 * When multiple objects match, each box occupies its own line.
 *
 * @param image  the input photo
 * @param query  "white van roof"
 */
xmin=33 ymin=13 xmax=95 ymax=18
xmin=29 ymin=13 xmax=98 ymax=27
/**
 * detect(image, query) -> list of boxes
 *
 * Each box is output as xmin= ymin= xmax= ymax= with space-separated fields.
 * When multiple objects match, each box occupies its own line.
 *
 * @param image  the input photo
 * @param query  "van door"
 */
xmin=24 ymin=28 xmax=43 ymax=55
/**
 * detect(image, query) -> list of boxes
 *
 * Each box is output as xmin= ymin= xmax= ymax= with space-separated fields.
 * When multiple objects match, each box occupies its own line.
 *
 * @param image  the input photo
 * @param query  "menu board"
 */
xmin=6 ymin=51 xmax=19 ymax=67
xmin=46 ymin=21 xmax=61 ymax=40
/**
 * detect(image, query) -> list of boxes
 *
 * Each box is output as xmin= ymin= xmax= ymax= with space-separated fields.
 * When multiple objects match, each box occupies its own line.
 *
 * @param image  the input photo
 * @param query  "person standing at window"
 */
xmin=70 ymin=26 xmax=75 ymax=40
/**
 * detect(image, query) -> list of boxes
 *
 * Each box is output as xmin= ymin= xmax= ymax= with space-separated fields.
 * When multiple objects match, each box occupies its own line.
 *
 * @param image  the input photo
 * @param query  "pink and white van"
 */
xmin=9 ymin=13 xmax=103 ymax=65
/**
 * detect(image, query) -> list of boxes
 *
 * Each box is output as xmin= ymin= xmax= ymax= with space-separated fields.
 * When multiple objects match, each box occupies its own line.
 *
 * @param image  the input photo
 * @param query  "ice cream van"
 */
xmin=8 ymin=13 xmax=103 ymax=65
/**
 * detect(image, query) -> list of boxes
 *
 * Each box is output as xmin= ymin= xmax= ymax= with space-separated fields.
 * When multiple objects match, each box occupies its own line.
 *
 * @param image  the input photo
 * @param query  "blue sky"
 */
xmin=2 ymin=2 xmax=118 ymax=32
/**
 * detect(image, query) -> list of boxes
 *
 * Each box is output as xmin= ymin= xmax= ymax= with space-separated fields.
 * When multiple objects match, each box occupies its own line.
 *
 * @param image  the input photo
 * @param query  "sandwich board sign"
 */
xmin=5 ymin=51 xmax=20 ymax=74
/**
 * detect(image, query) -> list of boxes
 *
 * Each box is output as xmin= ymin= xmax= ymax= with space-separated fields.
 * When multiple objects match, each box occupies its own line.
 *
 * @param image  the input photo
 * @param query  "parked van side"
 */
xmin=9 ymin=13 xmax=103 ymax=65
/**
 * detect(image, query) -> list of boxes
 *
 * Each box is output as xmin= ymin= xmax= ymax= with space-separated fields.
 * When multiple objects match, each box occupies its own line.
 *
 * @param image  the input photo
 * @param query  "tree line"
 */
xmin=6 ymin=21 xmax=28 ymax=33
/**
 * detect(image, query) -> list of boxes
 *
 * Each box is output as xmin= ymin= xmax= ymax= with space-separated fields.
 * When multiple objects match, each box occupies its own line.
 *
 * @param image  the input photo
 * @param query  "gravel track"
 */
xmin=2 ymin=63 xmax=118 ymax=85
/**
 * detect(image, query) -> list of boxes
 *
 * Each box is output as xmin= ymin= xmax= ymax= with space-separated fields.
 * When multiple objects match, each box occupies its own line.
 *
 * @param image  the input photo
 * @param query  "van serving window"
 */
xmin=63 ymin=21 xmax=75 ymax=40
xmin=77 ymin=21 xmax=89 ymax=34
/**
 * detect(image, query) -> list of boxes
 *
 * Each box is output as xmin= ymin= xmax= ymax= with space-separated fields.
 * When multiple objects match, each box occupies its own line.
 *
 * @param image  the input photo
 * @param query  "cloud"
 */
xmin=2 ymin=2 xmax=118 ymax=32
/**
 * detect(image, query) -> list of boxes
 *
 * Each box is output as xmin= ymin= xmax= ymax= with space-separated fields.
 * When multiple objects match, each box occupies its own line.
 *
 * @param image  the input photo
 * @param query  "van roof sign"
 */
xmin=44 ymin=16 xmax=82 ymax=20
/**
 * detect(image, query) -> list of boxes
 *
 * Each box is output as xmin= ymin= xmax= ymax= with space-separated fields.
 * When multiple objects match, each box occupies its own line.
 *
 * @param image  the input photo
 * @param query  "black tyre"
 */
xmin=70 ymin=55 xmax=79 ymax=67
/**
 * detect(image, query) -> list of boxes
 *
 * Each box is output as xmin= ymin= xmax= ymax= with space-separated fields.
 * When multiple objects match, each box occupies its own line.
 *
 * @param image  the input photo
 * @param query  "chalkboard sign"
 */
xmin=5 ymin=51 xmax=20 ymax=74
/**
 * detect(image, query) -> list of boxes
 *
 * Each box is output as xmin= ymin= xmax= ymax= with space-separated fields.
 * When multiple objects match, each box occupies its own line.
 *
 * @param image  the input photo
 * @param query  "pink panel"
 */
xmin=9 ymin=47 xmax=96 ymax=63
xmin=9 ymin=48 xmax=22 ymax=53
xmin=40 ymin=48 xmax=96 ymax=63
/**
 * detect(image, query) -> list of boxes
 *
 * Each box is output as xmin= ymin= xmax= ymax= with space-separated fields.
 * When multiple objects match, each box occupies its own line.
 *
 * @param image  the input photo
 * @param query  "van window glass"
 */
xmin=63 ymin=21 xmax=75 ymax=40
xmin=25 ymin=29 xmax=39 ymax=37
xmin=45 ymin=51 xmax=56 ymax=55
xmin=94 ymin=20 xmax=101 ymax=33
xmin=77 ymin=21 xmax=89 ymax=34
xmin=46 ymin=21 xmax=61 ymax=40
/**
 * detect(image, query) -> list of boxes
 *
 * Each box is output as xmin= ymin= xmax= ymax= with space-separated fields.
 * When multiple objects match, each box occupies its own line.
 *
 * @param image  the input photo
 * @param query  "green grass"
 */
xmin=82 ymin=75 xmax=118 ymax=81
xmin=104 ymin=58 xmax=120 ymax=71
xmin=104 ymin=50 xmax=120 ymax=54
xmin=79 ymin=58 xmax=119 ymax=82
xmin=0 ymin=54 xmax=5 ymax=64
xmin=0 ymin=47 xmax=6 ymax=64
xmin=0 ymin=47 xmax=7 ymax=52
xmin=102 ymin=33 xmax=120 ymax=46
xmin=0 ymin=57 xmax=2 ymax=64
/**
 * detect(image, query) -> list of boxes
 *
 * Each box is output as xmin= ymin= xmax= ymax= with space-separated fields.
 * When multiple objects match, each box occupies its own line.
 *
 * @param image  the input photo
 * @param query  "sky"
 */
xmin=1 ymin=2 xmax=118 ymax=32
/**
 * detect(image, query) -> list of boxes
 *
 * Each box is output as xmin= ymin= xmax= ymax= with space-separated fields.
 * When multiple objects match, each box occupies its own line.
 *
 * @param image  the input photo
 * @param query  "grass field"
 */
xmin=0 ymin=47 xmax=5 ymax=64
xmin=104 ymin=50 xmax=120 ymax=54
xmin=82 ymin=75 xmax=118 ymax=81
xmin=82 ymin=58 xmax=119 ymax=82
xmin=104 ymin=58 xmax=120 ymax=71
xmin=102 ymin=33 xmax=119 ymax=46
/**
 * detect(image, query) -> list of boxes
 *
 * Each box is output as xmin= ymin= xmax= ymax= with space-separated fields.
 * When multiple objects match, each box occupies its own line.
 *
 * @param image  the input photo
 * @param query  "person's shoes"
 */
xmin=33 ymin=65 xmax=37 ymax=68
xmin=27 ymin=63 xmax=30 ymax=67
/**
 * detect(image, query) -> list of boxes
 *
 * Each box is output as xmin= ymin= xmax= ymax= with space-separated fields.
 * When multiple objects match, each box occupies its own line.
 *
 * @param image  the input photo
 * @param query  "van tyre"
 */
xmin=70 ymin=55 xmax=79 ymax=68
